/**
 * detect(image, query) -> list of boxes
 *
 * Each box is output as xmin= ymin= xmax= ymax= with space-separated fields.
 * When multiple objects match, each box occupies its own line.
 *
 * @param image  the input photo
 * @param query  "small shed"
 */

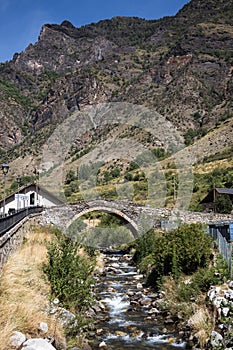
xmin=0 ymin=183 xmax=64 ymax=216
xmin=201 ymin=188 xmax=233 ymax=212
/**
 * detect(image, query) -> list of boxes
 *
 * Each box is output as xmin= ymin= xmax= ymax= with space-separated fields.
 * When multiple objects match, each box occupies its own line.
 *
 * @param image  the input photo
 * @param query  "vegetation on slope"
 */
xmin=0 ymin=224 xmax=97 ymax=349
xmin=63 ymin=154 xmax=233 ymax=213
xmin=129 ymin=223 xmax=230 ymax=347
xmin=0 ymin=0 xmax=232 ymax=159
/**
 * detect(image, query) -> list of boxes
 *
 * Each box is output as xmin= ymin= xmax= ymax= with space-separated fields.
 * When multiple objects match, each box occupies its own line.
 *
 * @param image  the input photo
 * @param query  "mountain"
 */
xmin=0 ymin=0 xmax=232 ymax=202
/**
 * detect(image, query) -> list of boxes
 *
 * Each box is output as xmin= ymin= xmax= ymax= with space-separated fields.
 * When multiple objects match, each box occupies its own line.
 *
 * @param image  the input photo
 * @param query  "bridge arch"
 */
xmin=66 ymin=205 xmax=139 ymax=238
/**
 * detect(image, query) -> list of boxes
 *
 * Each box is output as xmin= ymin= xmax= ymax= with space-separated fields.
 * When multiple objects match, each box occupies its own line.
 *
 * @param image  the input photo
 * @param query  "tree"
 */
xmin=215 ymin=194 xmax=232 ymax=214
xmin=184 ymin=128 xmax=196 ymax=145
xmin=65 ymin=169 xmax=76 ymax=184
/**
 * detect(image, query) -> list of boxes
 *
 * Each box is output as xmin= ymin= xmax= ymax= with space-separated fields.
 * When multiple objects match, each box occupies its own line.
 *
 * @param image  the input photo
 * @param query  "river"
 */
xmin=92 ymin=252 xmax=187 ymax=349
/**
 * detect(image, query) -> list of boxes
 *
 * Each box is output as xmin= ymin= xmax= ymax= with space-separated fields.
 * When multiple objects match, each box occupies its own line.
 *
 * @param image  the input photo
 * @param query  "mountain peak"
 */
xmin=60 ymin=20 xmax=75 ymax=29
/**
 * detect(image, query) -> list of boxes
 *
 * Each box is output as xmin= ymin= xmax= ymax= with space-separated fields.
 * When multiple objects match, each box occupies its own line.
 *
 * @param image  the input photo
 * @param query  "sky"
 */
xmin=0 ymin=0 xmax=190 ymax=63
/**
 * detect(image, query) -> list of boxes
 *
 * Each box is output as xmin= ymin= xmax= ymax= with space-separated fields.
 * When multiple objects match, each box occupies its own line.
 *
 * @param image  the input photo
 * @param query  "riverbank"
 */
xmin=1 ymin=224 xmax=233 ymax=350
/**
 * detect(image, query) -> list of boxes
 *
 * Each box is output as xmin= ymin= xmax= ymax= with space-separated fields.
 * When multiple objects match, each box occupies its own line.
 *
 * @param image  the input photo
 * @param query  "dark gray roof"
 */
xmin=201 ymin=188 xmax=233 ymax=204
xmin=216 ymin=188 xmax=233 ymax=195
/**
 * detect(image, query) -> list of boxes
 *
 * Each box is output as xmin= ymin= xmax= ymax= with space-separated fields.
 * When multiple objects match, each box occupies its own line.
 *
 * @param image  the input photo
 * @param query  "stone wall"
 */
xmin=0 ymin=214 xmax=42 ymax=272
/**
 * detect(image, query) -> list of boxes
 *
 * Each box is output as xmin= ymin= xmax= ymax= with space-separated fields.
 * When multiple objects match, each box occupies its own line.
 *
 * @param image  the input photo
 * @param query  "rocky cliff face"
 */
xmin=0 ymin=0 xmax=232 ymax=157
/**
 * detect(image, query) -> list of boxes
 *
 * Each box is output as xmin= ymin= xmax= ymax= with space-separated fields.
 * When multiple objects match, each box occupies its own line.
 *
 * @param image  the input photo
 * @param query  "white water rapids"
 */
xmin=93 ymin=253 xmax=187 ymax=349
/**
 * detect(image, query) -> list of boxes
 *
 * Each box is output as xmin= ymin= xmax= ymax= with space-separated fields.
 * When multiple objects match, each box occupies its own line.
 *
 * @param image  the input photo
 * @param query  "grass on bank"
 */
xmin=0 ymin=213 xmax=132 ymax=349
xmin=0 ymin=223 xmax=98 ymax=350
xmin=0 ymin=225 xmax=65 ymax=350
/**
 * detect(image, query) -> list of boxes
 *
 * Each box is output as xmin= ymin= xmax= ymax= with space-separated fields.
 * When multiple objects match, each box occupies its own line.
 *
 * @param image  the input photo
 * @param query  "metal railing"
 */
xmin=0 ymin=206 xmax=43 ymax=237
xmin=208 ymin=226 xmax=232 ymax=278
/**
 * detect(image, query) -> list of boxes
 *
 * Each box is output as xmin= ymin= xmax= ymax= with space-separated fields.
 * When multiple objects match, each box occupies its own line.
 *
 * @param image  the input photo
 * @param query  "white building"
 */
xmin=0 ymin=183 xmax=64 ymax=215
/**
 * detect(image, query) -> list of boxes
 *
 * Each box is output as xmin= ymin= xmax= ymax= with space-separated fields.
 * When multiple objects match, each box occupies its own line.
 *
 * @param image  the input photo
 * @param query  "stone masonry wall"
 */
xmin=0 ymin=214 xmax=42 ymax=272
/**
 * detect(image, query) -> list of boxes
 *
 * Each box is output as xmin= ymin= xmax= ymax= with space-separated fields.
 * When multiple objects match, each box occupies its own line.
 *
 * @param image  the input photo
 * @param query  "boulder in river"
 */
xmin=139 ymin=297 xmax=152 ymax=306
xmin=115 ymin=330 xmax=128 ymax=337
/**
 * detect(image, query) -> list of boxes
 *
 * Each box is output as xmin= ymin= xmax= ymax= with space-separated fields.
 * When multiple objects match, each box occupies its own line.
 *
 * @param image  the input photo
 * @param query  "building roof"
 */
xmin=201 ymin=188 xmax=233 ymax=204
xmin=216 ymin=188 xmax=233 ymax=195
xmin=0 ymin=182 xmax=65 ymax=206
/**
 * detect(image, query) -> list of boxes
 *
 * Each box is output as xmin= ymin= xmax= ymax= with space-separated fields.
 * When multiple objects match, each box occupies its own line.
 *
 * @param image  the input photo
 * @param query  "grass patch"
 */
xmin=0 ymin=225 xmax=64 ymax=350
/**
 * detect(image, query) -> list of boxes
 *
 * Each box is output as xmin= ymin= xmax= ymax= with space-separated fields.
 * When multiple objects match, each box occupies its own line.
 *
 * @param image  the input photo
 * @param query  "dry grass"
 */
xmin=161 ymin=276 xmax=213 ymax=349
xmin=194 ymin=158 xmax=233 ymax=175
xmin=0 ymin=226 xmax=64 ymax=350
xmin=188 ymin=308 xmax=213 ymax=349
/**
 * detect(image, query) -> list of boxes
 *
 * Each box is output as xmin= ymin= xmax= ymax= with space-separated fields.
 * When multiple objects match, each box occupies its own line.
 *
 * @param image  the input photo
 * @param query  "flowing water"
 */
xmin=93 ymin=252 xmax=187 ymax=349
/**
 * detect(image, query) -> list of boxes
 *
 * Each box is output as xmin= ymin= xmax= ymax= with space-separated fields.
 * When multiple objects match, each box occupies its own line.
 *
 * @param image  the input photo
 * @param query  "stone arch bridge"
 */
xmin=40 ymin=199 xmax=233 ymax=237
xmin=42 ymin=199 xmax=158 ymax=237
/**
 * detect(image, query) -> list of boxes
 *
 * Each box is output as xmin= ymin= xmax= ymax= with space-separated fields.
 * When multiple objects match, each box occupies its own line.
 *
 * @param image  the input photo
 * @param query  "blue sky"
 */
xmin=0 ymin=0 xmax=190 ymax=63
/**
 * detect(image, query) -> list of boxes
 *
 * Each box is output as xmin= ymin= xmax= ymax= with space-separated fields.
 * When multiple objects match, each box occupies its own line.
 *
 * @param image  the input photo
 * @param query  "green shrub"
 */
xmin=133 ymin=224 xmax=213 ymax=290
xmin=192 ymin=267 xmax=218 ymax=292
xmin=184 ymin=128 xmax=197 ymax=145
xmin=140 ymin=254 xmax=156 ymax=274
xmin=98 ymin=213 xmax=124 ymax=227
xmin=43 ymin=232 xmax=94 ymax=311
xmin=176 ymin=281 xmax=198 ymax=302
xmin=175 ymin=268 xmax=217 ymax=302
xmin=64 ymin=181 xmax=79 ymax=198
xmin=132 ymin=229 xmax=158 ymax=264
xmin=184 ymin=128 xmax=207 ymax=146
xmin=67 ymin=212 xmax=134 ymax=248
xmin=128 ymin=161 xmax=139 ymax=171
xmin=65 ymin=170 xmax=76 ymax=184
xmin=167 ymin=224 xmax=212 ymax=275
xmin=110 ymin=167 xmax=121 ymax=178
xmin=151 ymin=148 xmax=171 ymax=160
xmin=174 ymin=259 xmax=229 ymax=303
xmin=92 ymin=226 xmax=133 ymax=247
xmin=124 ymin=172 xmax=133 ymax=181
